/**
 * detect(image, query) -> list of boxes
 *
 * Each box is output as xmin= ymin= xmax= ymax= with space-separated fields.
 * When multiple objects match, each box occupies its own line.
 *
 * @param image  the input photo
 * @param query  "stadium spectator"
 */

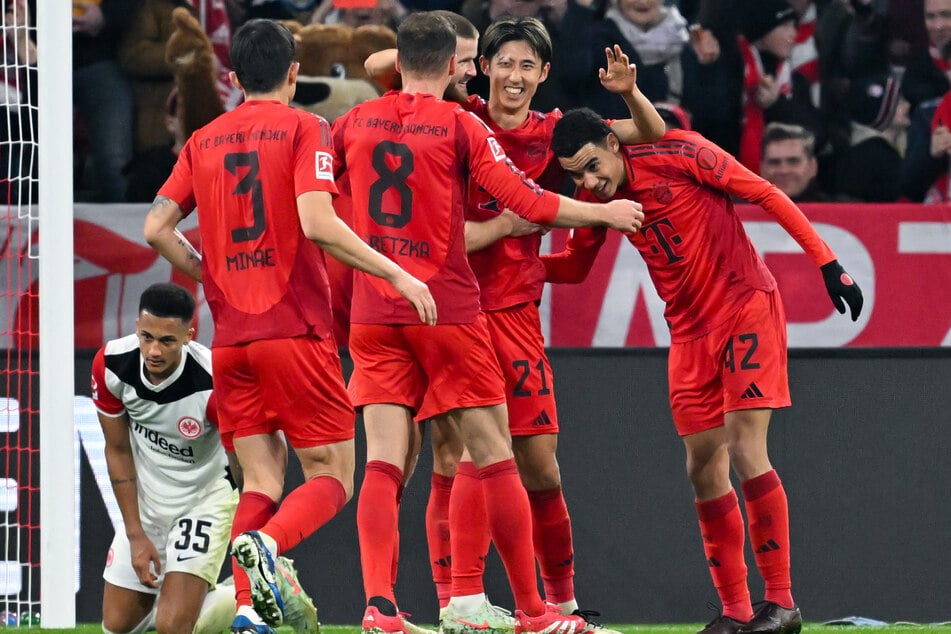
xmin=898 ymin=0 xmax=951 ymax=200
xmin=143 ymin=18 xmax=436 ymax=634
xmin=835 ymin=68 xmax=908 ymax=202
xmin=556 ymin=0 xmax=690 ymax=116
xmin=547 ymin=107 xmax=863 ymax=634
xmin=759 ymin=122 xmax=832 ymax=202
xmin=0 ymin=0 xmax=37 ymax=204
xmin=73 ymin=0 xmax=136 ymax=202
xmin=735 ymin=0 xmax=824 ymax=173
xmin=439 ymin=24 xmax=662 ymax=634
xmin=91 ymin=283 xmax=239 ymax=634
xmin=329 ymin=12 xmax=643 ymax=634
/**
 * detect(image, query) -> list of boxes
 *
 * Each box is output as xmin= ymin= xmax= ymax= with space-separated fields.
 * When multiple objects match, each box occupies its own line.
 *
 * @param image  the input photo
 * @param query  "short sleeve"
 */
xmin=91 ymin=347 xmax=124 ymax=417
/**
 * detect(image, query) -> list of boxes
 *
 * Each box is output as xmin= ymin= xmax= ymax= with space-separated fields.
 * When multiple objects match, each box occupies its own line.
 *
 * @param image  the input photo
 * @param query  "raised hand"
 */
xmin=599 ymin=45 xmax=637 ymax=95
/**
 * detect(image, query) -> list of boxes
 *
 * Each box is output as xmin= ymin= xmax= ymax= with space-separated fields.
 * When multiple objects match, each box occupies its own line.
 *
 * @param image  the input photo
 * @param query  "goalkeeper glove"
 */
xmin=820 ymin=259 xmax=863 ymax=321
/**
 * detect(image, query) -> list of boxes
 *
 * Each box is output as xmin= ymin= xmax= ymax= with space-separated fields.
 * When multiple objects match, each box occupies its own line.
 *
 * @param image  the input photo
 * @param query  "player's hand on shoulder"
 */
xmin=820 ymin=259 xmax=863 ymax=322
xmin=599 ymin=45 xmax=638 ymax=95
xmin=600 ymin=199 xmax=644 ymax=233
xmin=394 ymin=271 xmax=437 ymax=326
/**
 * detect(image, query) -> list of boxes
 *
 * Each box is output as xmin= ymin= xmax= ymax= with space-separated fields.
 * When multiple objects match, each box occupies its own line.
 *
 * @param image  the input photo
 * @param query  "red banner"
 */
xmin=2 ymin=203 xmax=949 ymax=349
xmin=542 ymin=203 xmax=951 ymax=347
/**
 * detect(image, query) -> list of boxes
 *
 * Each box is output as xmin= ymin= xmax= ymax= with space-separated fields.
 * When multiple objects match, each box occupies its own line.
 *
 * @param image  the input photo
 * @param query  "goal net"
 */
xmin=1 ymin=2 xmax=74 ymax=628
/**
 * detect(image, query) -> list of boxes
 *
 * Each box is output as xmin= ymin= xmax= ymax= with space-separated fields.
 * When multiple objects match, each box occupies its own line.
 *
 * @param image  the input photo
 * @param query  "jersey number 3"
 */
xmin=225 ymin=151 xmax=266 ymax=243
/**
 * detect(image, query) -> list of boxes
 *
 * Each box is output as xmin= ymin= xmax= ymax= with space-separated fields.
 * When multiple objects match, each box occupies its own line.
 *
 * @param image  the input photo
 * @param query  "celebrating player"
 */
xmin=331 ymin=11 xmax=644 ymax=634
xmin=547 ymin=107 xmax=864 ymax=634
xmin=92 ymin=283 xmax=238 ymax=634
xmin=439 ymin=23 xmax=664 ymax=634
xmin=144 ymin=18 xmax=436 ymax=634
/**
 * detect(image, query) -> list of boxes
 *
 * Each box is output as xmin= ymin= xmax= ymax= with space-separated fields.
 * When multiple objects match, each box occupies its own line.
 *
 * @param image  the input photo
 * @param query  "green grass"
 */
xmin=13 ymin=625 xmax=951 ymax=634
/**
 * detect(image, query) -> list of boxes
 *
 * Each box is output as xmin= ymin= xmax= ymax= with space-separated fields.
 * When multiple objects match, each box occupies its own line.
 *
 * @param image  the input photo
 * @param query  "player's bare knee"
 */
xmin=154 ymin=610 xmax=198 ymax=634
xmin=102 ymin=608 xmax=154 ymax=634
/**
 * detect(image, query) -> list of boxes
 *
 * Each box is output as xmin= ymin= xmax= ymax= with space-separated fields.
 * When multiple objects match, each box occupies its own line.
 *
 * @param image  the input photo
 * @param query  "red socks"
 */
xmin=260 ymin=476 xmax=347 ymax=553
xmin=528 ymin=487 xmax=575 ymax=604
xmin=479 ymin=458 xmax=545 ymax=616
xmin=357 ymin=460 xmax=403 ymax=604
xmin=449 ymin=461 xmax=490 ymax=597
xmin=742 ymin=470 xmax=794 ymax=609
xmin=231 ymin=491 xmax=277 ymax=609
xmin=427 ymin=473 xmax=454 ymax=608
xmin=695 ymin=490 xmax=753 ymax=622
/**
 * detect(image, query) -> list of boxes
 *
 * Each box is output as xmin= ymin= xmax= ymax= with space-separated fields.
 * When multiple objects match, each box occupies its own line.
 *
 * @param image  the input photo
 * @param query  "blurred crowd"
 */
xmin=3 ymin=0 xmax=951 ymax=205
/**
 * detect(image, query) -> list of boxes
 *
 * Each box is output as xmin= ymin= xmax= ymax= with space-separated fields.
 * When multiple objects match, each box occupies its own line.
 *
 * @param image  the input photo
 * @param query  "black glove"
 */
xmin=820 ymin=259 xmax=863 ymax=321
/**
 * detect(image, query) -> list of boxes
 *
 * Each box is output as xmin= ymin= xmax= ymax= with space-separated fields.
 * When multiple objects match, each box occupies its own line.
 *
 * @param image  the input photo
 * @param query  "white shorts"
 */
xmin=103 ymin=477 xmax=238 ymax=594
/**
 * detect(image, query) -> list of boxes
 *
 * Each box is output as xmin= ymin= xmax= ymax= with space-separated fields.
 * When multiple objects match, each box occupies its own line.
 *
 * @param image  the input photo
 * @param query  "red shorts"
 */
xmin=213 ymin=337 xmax=355 ymax=447
xmin=485 ymin=304 xmax=559 ymax=436
xmin=668 ymin=289 xmax=790 ymax=436
xmin=349 ymin=317 xmax=506 ymax=421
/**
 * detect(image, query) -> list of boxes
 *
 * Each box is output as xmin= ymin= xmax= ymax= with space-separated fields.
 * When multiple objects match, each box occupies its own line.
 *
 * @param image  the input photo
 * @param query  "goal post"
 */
xmin=37 ymin=1 xmax=75 ymax=628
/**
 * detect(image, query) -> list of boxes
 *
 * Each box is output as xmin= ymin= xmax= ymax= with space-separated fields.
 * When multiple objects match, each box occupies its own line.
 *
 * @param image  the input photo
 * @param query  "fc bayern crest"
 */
xmin=178 ymin=416 xmax=202 ymax=439
xmin=652 ymin=182 xmax=674 ymax=205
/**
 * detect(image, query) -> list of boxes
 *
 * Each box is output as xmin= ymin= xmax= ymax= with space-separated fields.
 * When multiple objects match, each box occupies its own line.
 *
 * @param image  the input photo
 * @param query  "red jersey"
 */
xmin=332 ymin=91 xmax=560 ymax=325
xmin=574 ymin=130 xmax=835 ymax=342
xmin=159 ymin=100 xmax=339 ymax=347
xmin=464 ymin=96 xmax=565 ymax=311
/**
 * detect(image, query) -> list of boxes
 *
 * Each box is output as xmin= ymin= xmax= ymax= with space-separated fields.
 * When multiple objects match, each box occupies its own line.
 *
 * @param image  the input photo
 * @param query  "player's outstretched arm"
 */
xmin=552 ymin=196 xmax=645 ymax=232
xmin=600 ymin=45 xmax=666 ymax=144
xmin=98 ymin=411 xmax=162 ymax=588
xmin=298 ymin=191 xmax=437 ymax=325
xmin=144 ymin=196 xmax=203 ymax=282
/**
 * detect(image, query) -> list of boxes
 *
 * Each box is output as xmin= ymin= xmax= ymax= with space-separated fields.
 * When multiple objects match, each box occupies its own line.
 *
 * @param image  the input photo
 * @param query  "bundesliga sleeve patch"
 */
xmin=487 ymin=137 xmax=506 ymax=162
xmin=315 ymin=151 xmax=334 ymax=180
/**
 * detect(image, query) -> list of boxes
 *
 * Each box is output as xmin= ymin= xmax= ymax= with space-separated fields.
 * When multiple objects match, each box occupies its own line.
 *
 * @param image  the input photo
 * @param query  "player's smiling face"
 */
xmin=452 ymin=36 xmax=480 ymax=97
xmin=558 ymin=135 xmax=626 ymax=200
xmin=482 ymin=40 xmax=549 ymax=113
xmin=136 ymin=311 xmax=194 ymax=384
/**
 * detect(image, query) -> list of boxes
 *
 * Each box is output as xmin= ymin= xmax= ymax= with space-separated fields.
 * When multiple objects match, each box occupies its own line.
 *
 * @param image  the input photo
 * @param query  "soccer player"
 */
xmin=438 ymin=21 xmax=665 ymax=634
xmin=547 ymin=108 xmax=864 ymax=634
xmin=92 ymin=283 xmax=238 ymax=634
xmin=330 ymin=11 xmax=644 ymax=634
xmin=143 ymin=18 xmax=437 ymax=634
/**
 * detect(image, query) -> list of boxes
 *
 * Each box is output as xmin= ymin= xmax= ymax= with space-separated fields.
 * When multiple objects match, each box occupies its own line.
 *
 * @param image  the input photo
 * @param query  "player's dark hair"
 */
xmin=761 ymin=121 xmax=815 ymax=158
xmin=397 ymin=12 xmax=457 ymax=76
xmin=431 ymin=10 xmax=479 ymax=41
xmin=481 ymin=16 xmax=552 ymax=66
xmin=231 ymin=19 xmax=297 ymax=94
xmin=139 ymin=283 xmax=196 ymax=323
xmin=551 ymin=108 xmax=614 ymax=158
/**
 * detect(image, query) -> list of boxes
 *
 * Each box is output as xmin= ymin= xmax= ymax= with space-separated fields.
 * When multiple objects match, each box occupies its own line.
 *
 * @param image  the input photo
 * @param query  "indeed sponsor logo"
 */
xmin=133 ymin=421 xmax=195 ymax=459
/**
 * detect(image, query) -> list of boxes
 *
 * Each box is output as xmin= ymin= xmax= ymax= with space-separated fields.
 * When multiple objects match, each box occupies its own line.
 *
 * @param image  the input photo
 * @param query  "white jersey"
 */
xmin=91 ymin=334 xmax=231 ymax=518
